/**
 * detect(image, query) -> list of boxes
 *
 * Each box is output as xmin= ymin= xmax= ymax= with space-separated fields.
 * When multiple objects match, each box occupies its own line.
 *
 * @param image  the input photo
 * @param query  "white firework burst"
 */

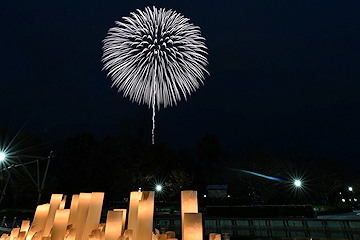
xmin=102 ymin=6 xmax=209 ymax=144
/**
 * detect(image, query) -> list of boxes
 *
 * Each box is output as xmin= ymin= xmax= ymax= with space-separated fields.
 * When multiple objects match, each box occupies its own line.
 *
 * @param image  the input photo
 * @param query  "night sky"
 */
xmin=1 ymin=1 xmax=359 ymax=163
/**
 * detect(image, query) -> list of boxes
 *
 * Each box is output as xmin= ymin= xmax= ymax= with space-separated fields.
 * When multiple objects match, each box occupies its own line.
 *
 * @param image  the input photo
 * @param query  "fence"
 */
xmin=2 ymin=216 xmax=360 ymax=239
xmin=154 ymin=217 xmax=360 ymax=239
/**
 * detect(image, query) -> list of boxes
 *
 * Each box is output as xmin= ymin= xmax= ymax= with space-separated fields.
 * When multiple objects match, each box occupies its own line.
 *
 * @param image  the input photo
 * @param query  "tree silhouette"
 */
xmin=196 ymin=134 xmax=224 ymax=185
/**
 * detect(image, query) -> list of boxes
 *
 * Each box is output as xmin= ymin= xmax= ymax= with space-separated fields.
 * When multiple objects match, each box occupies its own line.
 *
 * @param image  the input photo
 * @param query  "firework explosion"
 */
xmin=102 ymin=6 xmax=209 ymax=144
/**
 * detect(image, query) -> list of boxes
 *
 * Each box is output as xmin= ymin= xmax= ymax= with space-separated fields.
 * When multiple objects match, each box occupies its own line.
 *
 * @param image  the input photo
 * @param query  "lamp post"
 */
xmin=0 ymin=152 xmax=11 ymax=205
xmin=0 ymin=151 xmax=53 ymax=206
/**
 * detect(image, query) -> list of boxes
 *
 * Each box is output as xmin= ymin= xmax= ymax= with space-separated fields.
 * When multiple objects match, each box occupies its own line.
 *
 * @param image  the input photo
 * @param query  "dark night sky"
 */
xmin=1 ymin=1 xmax=360 ymax=163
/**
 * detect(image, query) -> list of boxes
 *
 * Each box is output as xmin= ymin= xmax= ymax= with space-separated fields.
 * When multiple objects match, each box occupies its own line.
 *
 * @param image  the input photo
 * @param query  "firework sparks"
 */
xmin=102 ymin=6 xmax=209 ymax=144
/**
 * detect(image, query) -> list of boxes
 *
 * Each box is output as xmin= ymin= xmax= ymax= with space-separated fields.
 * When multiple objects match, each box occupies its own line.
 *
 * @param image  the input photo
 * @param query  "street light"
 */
xmin=294 ymin=179 xmax=301 ymax=187
xmin=349 ymin=187 xmax=353 ymax=192
xmin=156 ymin=185 xmax=162 ymax=192
xmin=0 ymin=152 xmax=5 ymax=161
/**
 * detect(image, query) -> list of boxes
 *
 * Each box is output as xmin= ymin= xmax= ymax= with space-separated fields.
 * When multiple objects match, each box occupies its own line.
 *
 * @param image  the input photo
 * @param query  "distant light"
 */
xmin=355 ymin=199 xmax=358 ymax=202
xmin=294 ymin=180 xmax=301 ymax=187
xmin=156 ymin=185 xmax=162 ymax=191
xmin=204 ymin=194 xmax=207 ymax=198
xmin=349 ymin=199 xmax=352 ymax=202
xmin=342 ymin=199 xmax=345 ymax=202
xmin=349 ymin=187 xmax=353 ymax=192
xmin=0 ymin=152 xmax=5 ymax=161
xmin=227 ymin=195 xmax=230 ymax=198
xmin=138 ymin=187 xmax=142 ymax=192
xmin=339 ymin=192 xmax=342 ymax=195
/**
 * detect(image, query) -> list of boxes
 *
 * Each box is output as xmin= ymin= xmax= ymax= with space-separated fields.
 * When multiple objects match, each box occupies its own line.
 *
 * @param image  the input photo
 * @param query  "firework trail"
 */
xmin=102 ymin=6 xmax=209 ymax=144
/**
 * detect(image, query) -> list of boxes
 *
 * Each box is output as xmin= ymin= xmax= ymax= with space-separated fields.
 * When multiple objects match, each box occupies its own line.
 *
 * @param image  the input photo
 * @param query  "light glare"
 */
xmin=294 ymin=180 xmax=301 ymax=187
xmin=0 ymin=152 xmax=5 ymax=161
xmin=156 ymin=185 xmax=162 ymax=191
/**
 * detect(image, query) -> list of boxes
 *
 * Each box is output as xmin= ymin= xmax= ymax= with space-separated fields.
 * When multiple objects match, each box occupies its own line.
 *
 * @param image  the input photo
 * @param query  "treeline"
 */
xmin=51 ymin=131 xmax=360 ymax=208
xmin=1 ymin=124 xmax=360 ymax=209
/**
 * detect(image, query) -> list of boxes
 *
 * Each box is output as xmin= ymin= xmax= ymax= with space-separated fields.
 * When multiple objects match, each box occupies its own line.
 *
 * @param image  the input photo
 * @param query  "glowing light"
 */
xmin=342 ymin=199 xmax=345 ymax=202
xmin=156 ymin=185 xmax=162 ymax=191
xmin=102 ymin=6 xmax=209 ymax=144
xmin=0 ymin=152 xmax=5 ymax=161
xmin=349 ymin=187 xmax=353 ymax=191
xmin=294 ymin=180 xmax=301 ymax=187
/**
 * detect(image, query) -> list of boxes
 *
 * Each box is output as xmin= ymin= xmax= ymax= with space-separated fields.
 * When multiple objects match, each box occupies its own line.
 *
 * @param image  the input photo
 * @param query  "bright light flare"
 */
xmin=349 ymin=187 xmax=353 ymax=192
xmin=294 ymin=180 xmax=301 ymax=187
xmin=156 ymin=185 xmax=162 ymax=192
xmin=0 ymin=152 xmax=5 ymax=161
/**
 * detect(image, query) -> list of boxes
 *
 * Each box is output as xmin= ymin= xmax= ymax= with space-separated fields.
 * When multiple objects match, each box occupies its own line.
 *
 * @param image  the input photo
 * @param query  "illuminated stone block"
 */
xmin=68 ymin=195 xmax=79 ymax=226
xmin=89 ymin=229 xmax=102 ymax=240
xmin=82 ymin=192 xmax=104 ymax=240
xmin=9 ymin=227 xmax=19 ymax=240
xmin=31 ymin=231 xmax=44 ymax=240
xmin=114 ymin=209 xmax=127 ymax=236
xmin=20 ymin=220 xmax=30 ymax=234
xmin=0 ymin=234 xmax=9 ymax=240
xmin=18 ymin=231 xmax=26 ymax=240
xmin=59 ymin=195 xmax=66 ymax=210
xmin=136 ymin=191 xmax=154 ymax=240
xmin=209 ymin=233 xmax=221 ymax=240
xmin=73 ymin=193 xmax=92 ymax=240
xmin=124 ymin=229 xmax=133 ymax=240
xmin=158 ymin=234 xmax=167 ymax=240
xmin=98 ymin=223 xmax=106 ymax=232
xmin=183 ymin=213 xmax=202 ymax=240
xmin=43 ymin=194 xmax=63 ymax=237
xmin=127 ymin=192 xmax=142 ymax=240
xmin=105 ymin=210 xmax=123 ymax=240
xmin=64 ymin=228 xmax=76 ymax=240
xmin=166 ymin=231 xmax=175 ymax=239
xmin=181 ymin=191 xmax=198 ymax=238
xmin=26 ymin=204 xmax=50 ymax=240
xmin=51 ymin=209 xmax=70 ymax=240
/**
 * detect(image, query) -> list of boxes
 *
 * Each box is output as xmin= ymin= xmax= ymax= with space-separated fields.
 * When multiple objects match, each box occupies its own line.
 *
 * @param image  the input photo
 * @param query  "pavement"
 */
xmin=317 ymin=210 xmax=360 ymax=220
